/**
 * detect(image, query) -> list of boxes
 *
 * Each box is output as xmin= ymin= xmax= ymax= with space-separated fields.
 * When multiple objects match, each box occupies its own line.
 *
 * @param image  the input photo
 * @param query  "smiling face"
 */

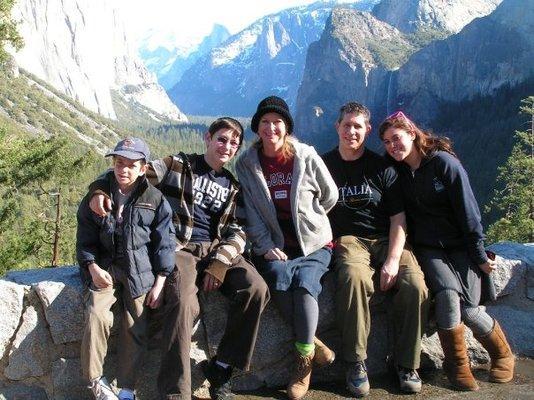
xmin=336 ymin=112 xmax=371 ymax=156
xmin=381 ymin=126 xmax=416 ymax=162
xmin=204 ymin=128 xmax=241 ymax=170
xmin=113 ymin=155 xmax=147 ymax=192
xmin=258 ymin=112 xmax=288 ymax=155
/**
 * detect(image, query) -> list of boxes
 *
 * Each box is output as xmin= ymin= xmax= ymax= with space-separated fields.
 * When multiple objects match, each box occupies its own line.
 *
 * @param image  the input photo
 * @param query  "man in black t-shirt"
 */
xmin=322 ymin=102 xmax=428 ymax=397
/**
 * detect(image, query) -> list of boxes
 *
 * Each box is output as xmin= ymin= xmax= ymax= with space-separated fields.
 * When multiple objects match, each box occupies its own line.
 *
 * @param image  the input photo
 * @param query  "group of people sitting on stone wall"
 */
xmin=76 ymin=96 xmax=515 ymax=400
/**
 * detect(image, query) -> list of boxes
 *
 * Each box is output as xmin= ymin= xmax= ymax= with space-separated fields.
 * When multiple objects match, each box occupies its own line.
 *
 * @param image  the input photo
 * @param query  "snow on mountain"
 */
xmin=169 ymin=0 xmax=380 ymax=116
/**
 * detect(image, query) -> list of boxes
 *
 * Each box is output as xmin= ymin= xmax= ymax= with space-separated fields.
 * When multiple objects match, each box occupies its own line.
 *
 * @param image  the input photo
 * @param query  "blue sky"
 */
xmin=125 ymin=0 xmax=354 ymax=48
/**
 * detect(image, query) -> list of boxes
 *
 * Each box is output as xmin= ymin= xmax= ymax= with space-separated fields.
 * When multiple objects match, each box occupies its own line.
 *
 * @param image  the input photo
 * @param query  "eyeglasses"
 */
xmin=216 ymin=136 xmax=240 ymax=149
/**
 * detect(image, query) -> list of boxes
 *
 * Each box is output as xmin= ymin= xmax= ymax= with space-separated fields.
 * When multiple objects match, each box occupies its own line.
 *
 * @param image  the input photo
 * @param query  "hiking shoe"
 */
xmin=201 ymin=358 xmax=234 ymax=400
xmin=346 ymin=361 xmax=370 ymax=397
xmin=313 ymin=336 xmax=335 ymax=367
xmin=89 ymin=377 xmax=118 ymax=400
xmin=287 ymin=350 xmax=314 ymax=400
xmin=396 ymin=366 xmax=422 ymax=393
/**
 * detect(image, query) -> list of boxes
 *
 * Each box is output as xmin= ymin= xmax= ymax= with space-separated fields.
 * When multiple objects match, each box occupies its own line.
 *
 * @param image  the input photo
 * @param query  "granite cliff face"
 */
xmin=372 ymin=0 xmax=502 ymax=33
xmin=294 ymin=8 xmax=414 ymax=147
xmin=389 ymin=0 xmax=533 ymax=124
xmin=11 ymin=0 xmax=187 ymax=122
xmin=169 ymin=1 xmax=379 ymax=116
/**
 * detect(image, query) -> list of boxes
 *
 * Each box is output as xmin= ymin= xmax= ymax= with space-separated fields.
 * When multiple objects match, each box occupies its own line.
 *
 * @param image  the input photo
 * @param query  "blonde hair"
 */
xmin=254 ymin=134 xmax=297 ymax=162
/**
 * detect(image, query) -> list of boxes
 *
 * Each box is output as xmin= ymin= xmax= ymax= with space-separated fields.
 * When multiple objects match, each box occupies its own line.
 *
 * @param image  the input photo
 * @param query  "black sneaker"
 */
xmin=201 ymin=357 xmax=234 ymax=400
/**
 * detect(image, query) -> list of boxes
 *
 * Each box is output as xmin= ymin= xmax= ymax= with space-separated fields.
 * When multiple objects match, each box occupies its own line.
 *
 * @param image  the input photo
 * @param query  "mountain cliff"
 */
xmin=11 ymin=0 xmax=187 ymax=123
xmin=140 ymin=24 xmax=231 ymax=90
xmin=169 ymin=1 xmax=379 ymax=117
xmin=389 ymin=0 xmax=533 ymax=123
xmin=294 ymin=8 xmax=415 ymax=147
xmin=372 ymin=0 xmax=501 ymax=34
xmin=387 ymin=0 xmax=534 ymax=208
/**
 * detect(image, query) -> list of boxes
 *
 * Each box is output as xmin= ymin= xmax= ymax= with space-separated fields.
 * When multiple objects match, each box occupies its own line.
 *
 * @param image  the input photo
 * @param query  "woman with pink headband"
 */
xmin=378 ymin=111 xmax=514 ymax=391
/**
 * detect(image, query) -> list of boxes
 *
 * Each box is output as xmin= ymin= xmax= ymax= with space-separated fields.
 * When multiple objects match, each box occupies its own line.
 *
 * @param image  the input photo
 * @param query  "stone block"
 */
xmin=4 ymin=290 xmax=53 ymax=380
xmin=0 ymin=384 xmax=48 ymax=400
xmin=0 ymin=281 xmax=25 ymax=356
xmin=35 ymin=280 xmax=84 ymax=344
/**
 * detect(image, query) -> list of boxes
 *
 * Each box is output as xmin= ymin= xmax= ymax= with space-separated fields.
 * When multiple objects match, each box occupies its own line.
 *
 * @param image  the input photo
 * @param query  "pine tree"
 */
xmin=486 ymin=97 xmax=534 ymax=243
xmin=0 ymin=0 xmax=23 ymax=64
xmin=0 ymin=128 xmax=97 ymax=273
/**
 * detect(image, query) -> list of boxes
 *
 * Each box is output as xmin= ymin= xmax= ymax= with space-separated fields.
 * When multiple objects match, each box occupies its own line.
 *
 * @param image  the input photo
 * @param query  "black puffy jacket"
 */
xmin=76 ymin=173 xmax=175 ymax=298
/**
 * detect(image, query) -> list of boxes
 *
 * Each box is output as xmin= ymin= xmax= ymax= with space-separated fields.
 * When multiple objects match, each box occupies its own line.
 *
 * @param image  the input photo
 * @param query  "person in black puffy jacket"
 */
xmin=77 ymin=137 xmax=175 ymax=400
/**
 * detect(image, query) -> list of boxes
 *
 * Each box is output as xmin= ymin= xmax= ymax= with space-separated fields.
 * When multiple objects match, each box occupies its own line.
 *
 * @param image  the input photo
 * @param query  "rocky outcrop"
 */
xmin=372 ymin=0 xmax=502 ymax=34
xmin=294 ymin=8 xmax=415 ymax=150
xmin=10 ymin=0 xmax=187 ymax=123
xmin=168 ymin=1 xmax=379 ymax=117
xmin=0 ymin=242 xmax=532 ymax=398
xmin=388 ymin=0 xmax=534 ymax=126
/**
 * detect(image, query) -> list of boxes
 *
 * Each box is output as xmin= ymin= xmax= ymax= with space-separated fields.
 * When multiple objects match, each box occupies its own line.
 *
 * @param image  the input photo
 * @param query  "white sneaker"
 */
xmin=89 ymin=377 xmax=118 ymax=400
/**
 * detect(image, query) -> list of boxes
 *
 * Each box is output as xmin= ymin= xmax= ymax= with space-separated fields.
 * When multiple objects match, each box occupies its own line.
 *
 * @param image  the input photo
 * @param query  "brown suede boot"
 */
xmin=437 ymin=324 xmax=479 ymax=391
xmin=475 ymin=320 xmax=515 ymax=383
xmin=313 ymin=337 xmax=335 ymax=367
xmin=287 ymin=351 xmax=314 ymax=400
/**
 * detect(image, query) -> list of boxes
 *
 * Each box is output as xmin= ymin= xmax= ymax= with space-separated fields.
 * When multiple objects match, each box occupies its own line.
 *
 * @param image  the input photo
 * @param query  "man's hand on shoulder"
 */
xmin=89 ymin=193 xmax=111 ymax=217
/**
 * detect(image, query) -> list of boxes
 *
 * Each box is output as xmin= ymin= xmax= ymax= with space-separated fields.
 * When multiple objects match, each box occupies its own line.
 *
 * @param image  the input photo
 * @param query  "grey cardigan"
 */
xmin=236 ymin=140 xmax=338 ymax=257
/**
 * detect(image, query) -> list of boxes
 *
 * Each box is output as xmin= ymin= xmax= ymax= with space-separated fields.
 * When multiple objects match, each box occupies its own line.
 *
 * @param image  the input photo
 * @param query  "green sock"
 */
xmin=295 ymin=341 xmax=315 ymax=356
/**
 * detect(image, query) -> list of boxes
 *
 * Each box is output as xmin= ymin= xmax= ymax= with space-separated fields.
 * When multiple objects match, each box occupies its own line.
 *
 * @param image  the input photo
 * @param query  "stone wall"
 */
xmin=0 ymin=242 xmax=532 ymax=399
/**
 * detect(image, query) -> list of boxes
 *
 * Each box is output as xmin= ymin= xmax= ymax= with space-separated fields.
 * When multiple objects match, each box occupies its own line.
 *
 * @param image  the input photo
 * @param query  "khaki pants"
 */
xmin=333 ymin=235 xmax=429 ymax=369
xmin=158 ymin=243 xmax=270 ymax=399
xmin=81 ymin=266 xmax=148 ymax=389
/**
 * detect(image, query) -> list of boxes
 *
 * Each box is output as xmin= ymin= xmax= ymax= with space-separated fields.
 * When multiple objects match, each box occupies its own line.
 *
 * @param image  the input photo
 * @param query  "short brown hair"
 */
xmin=337 ymin=102 xmax=371 ymax=125
xmin=208 ymin=117 xmax=244 ymax=148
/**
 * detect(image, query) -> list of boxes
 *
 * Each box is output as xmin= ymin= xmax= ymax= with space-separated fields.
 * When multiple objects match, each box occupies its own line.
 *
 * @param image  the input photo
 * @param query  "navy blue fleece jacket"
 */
xmin=397 ymin=151 xmax=488 ymax=265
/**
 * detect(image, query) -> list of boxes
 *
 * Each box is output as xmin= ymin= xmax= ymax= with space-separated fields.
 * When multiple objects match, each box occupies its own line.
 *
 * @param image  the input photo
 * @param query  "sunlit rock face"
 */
xmin=372 ymin=0 xmax=502 ymax=34
xmin=11 ymin=0 xmax=187 ymax=122
xmin=168 ymin=1 xmax=380 ymax=117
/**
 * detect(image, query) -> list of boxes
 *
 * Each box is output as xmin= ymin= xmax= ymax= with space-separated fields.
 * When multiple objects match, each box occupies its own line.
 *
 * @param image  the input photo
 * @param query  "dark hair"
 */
xmin=208 ymin=117 xmax=244 ymax=148
xmin=378 ymin=112 xmax=456 ymax=158
xmin=337 ymin=102 xmax=371 ymax=125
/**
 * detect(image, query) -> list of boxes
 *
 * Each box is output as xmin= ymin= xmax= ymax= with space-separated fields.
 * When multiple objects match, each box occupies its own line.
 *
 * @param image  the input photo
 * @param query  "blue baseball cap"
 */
xmin=106 ymin=137 xmax=150 ymax=161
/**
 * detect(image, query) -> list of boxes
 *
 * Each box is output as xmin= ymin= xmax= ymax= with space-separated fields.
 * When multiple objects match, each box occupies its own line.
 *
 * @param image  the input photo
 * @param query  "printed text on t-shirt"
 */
xmin=193 ymin=176 xmax=230 ymax=212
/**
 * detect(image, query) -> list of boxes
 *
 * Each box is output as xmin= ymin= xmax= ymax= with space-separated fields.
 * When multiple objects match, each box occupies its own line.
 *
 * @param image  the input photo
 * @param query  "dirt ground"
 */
xmin=232 ymin=358 xmax=533 ymax=400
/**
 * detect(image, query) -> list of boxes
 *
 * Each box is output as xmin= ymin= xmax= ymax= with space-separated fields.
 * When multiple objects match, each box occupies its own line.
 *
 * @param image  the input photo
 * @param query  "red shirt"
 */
xmin=259 ymin=152 xmax=300 ymax=256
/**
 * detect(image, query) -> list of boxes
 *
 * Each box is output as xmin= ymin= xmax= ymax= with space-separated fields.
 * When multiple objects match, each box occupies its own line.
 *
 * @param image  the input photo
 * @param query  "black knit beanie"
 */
xmin=251 ymin=96 xmax=294 ymax=134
